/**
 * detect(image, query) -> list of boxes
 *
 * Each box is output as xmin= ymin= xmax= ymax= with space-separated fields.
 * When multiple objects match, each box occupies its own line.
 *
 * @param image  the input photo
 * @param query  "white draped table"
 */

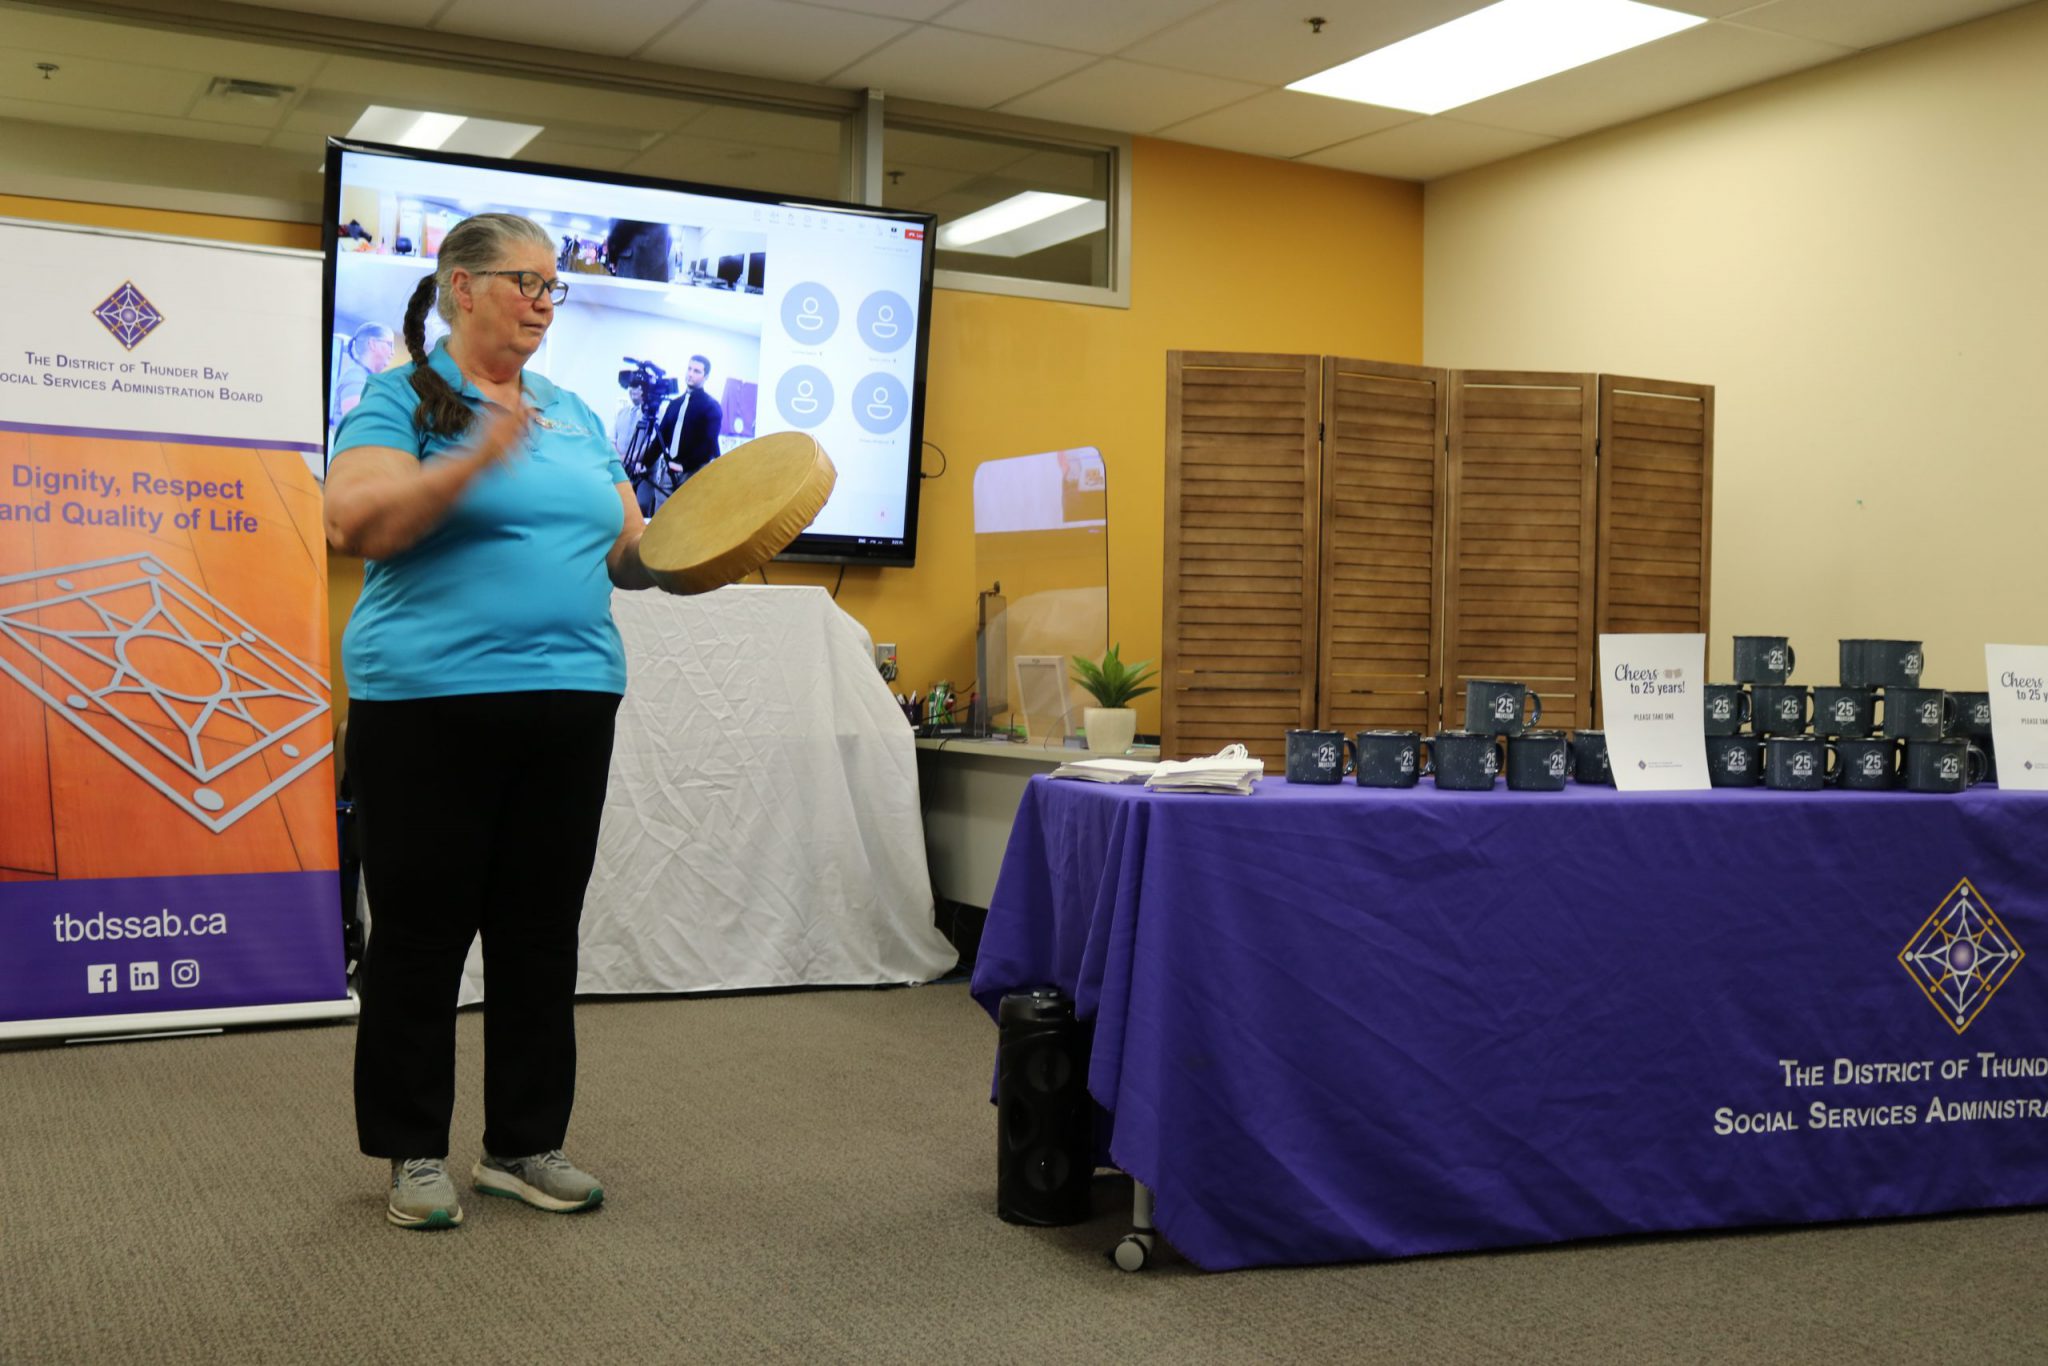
xmin=458 ymin=585 xmax=954 ymax=1003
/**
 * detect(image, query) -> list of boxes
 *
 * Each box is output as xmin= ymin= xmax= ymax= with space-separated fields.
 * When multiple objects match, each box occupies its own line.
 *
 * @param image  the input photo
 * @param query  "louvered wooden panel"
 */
xmin=1316 ymin=357 xmax=1447 ymax=736
xmin=1163 ymin=352 xmax=1320 ymax=765
xmin=1444 ymin=371 xmax=1599 ymax=732
xmin=1597 ymin=374 xmax=1713 ymax=651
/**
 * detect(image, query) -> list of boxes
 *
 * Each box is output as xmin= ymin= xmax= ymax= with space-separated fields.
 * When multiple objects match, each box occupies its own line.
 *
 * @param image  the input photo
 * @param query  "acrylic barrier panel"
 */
xmin=973 ymin=448 xmax=1108 ymax=745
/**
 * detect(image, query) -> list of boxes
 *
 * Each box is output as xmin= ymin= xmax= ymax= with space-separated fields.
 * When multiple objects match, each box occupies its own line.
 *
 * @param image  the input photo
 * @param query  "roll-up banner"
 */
xmin=0 ymin=217 xmax=352 ymax=1041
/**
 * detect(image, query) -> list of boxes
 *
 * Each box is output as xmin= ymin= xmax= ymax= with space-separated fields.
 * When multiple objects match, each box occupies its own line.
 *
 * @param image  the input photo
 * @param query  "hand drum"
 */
xmin=637 ymin=431 xmax=837 ymax=595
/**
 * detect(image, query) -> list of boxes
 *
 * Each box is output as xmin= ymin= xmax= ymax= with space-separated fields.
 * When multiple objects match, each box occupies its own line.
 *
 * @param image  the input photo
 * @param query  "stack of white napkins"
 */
xmin=1050 ymin=757 xmax=1160 ymax=784
xmin=1143 ymin=743 xmax=1263 ymax=796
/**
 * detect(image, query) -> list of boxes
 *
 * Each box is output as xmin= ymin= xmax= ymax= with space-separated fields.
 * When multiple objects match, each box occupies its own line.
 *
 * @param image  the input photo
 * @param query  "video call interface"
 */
xmin=325 ymin=145 xmax=932 ymax=554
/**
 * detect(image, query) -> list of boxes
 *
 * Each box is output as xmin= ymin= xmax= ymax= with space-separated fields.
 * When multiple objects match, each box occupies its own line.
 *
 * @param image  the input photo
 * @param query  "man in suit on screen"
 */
xmin=644 ymin=355 xmax=724 ymax=516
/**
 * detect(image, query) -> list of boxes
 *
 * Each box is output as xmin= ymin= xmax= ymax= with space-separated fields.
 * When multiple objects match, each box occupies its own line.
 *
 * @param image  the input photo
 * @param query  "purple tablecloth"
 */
xmin=970 ymin=776 xmax=2048 ymax=1270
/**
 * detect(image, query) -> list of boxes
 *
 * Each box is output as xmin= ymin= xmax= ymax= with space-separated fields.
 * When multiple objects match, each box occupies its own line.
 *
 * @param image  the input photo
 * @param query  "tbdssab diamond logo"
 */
xmin=1898 ymin=878 xmax=2024 ymax=1034
xmin=92 ymin=281 xmax=164 ymax=350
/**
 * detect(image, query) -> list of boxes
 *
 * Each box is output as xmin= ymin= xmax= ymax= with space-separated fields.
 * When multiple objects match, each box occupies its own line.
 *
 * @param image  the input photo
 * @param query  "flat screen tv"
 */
xmin=322 ymin=137 xmax=936 ymax=567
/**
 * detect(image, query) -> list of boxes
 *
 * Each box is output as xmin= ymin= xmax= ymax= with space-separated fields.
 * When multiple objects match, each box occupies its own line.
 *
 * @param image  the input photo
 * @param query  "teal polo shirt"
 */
xmin=333 ymin=341 xmax=629 ymax=700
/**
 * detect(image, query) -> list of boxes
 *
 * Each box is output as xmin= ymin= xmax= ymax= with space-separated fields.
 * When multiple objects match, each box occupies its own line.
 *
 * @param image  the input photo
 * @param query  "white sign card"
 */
xmin=1599 ymin=633 xmax=1710 ymax=791
xmin=1984 ymin=645 xmax=2048 ymax=790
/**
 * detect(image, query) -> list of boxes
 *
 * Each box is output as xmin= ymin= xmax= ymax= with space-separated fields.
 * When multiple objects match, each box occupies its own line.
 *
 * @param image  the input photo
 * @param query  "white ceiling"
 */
xmin=1 ymin=0 xmax=2037 ymax=182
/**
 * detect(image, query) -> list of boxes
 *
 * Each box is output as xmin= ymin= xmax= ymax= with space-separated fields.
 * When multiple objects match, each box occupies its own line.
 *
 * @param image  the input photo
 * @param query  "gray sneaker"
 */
xmin=388 ymin=1157 xmax=463 ymax=1229
xmin=473 ymin=1149 xmax=604 ymax=1213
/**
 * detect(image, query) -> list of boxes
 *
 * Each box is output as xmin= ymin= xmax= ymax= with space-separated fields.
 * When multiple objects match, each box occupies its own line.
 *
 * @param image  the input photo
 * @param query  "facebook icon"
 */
xmin=87 ymin=964 xmax=118 ymax=994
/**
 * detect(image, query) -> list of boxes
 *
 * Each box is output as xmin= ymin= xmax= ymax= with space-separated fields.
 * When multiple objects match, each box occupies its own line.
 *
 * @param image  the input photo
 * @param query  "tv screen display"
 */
xmin=322 ymin=138 xmax=935 ymax=566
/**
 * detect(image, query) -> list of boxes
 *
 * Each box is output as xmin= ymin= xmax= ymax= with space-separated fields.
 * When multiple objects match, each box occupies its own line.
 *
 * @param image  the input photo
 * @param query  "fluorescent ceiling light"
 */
xmin=1287 ymin=0 xmax=1706 ymax=115
xmin=345 ymin=106 xmax=543 ymax=158
xmin=938 ymin=192 xmax=1105 ymax=258
xmin=939 ymin=192 xmax=1091 ymax=249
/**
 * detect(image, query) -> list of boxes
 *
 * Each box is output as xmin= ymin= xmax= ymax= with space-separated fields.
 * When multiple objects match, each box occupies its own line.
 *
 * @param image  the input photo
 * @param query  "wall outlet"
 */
xmin=875 ymin=642 xmax=898 ymax=682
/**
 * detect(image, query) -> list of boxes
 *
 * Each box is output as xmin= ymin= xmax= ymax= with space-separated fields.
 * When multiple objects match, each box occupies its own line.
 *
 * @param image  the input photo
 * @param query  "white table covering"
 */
xmin=459 ymin=585 xmax=953 ymax=1003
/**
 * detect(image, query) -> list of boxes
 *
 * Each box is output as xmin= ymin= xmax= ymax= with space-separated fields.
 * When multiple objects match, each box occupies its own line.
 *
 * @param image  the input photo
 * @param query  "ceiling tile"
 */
xmin=830 ymin=28 xmax=1098 ymax=107
xmin=684 ymin=102 xmax=846 ymax=152
xmin=997 ymin=60 xmax=1262 ymax=133
xmin=624 ymin=134 xmax=843 ymax=196
xmin=1448 ymin=20 xmax=1851 ymax=140
xmin=1725 ymin=0 xmax=2033 ymax=51
xmin=265 ymin=128 xmax=335 ymax=157
xmin=799 ymin=0 xmax=957 ymax=17
xmin=312 ymin=56 xmax=697 ymax=134
xmin=0 ymin=11 xmax=328 ymax=85
xmin=937 ymin=0 xmax=1220 ymax=55
xmin=878 ymin=164 xmax=977 ymax=207
xmin=513 ymin=137 xmax=641 ymax=172
xmin=1120 ymin=0 xmax=1497 ymax=86
xmin=0 ymin=54 xmax=206 ymax=118
xmin=0 ymin=96 xmax=271 ymax=145
xmin=1155 ymin=88 xmax=1413 ymax=158
xmin=635 ymin=0 xmax=908 ymax=81
xmin=1000 ymin=148 xmax=1111 ymax=195
xmin=433 ymin=0 xmax=686 ymax=58
xmin=1657 ymin=0 xmax=1784 ymax=14
xmin=185 ymin=90 xmax=297 ymax=131
xmin=204 ymin=0 xmax=454 ymax=25
xmin=883 ymin=127 xmax=1039 ymax=174
xmin=1301 ymin=116 xmax=1555 ymax=181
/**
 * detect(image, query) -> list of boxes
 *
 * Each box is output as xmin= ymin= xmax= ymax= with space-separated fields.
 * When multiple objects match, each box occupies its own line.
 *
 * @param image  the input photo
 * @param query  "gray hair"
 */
xmin=398 ymin=211 xmax=558 ymax=438
xmin=432 ymin=213 xmax=555 ymax=324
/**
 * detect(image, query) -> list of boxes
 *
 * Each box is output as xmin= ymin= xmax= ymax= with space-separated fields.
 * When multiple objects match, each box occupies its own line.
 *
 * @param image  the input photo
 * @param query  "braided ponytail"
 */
xmin=403 ymin=274 xmax=473 ymax=440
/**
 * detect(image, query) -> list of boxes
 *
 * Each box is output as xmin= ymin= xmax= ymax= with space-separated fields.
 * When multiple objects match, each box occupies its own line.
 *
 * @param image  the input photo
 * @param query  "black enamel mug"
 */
xmin=1355 ymin=729 xmax=1428 ymax=788
xmin=1812 ymin=686 xmax=1880 ymax=739
xmin=1506 ymin=730 xmax=1573 ymax=792
xmin=1764 ymin=734 xmax=1834 ymax=791
xmin=1464 ymin=680 xmax=1543 ymax=737
xmin=1285 ymin=729 xmax=1354 ymax=784
xmin=1952 ymin=691 xmax=1993 ymax=738
xmin=1752 ymin=684 xmax=1812 ymax=736
xmin=1706 ymin=734 xmax=1762 ymax=787
xmin=1840 ymin=639 xmax=1925 ymax=689
xmin=1884 ymin=688 xmax=1955 ymax=741
xmin=1733 ymin=635 xmax=1795 ymax=685
xmin=1572 ymin=730 xmax=1612 ymax=785
xmin=1702 ymin=683 xmax=1752 ymax=736
xmin=1834 ymin=737 xmax=1900 ymax=791
xmin=1902 ymin=737 xmax=1987 ymax=793
xmin=1428 ymin=730 xmax=1501 ymax=791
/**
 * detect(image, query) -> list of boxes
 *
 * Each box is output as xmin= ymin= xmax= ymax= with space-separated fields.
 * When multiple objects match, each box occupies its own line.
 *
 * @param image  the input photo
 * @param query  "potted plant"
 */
xmin=1070 ymin=644 xmax=1156 ymax=755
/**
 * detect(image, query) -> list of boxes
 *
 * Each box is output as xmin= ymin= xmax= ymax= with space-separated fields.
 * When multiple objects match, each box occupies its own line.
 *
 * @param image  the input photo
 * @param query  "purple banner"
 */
xmin=0 ymin=872 xmax=346 ymax=1024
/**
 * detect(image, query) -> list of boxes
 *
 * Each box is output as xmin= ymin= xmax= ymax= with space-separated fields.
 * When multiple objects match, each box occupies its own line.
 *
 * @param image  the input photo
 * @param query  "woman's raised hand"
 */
xmin=469 ymin=402 xmax=534 ymax=469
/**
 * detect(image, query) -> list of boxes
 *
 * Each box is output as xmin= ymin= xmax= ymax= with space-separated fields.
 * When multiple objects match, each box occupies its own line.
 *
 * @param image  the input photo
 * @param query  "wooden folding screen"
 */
xmin=1161 ymin=353 xmax=1321 ymax=766
xmin=1596 ymin=375 xmax=1714 ymax=651
xmin=1164 ymin=355 xmax=1707 ymax=752
xmin=1315 ymin=358 xmax=1448 ymax=735
xmin=1443 ymin=372 xmax=1600 ymax=732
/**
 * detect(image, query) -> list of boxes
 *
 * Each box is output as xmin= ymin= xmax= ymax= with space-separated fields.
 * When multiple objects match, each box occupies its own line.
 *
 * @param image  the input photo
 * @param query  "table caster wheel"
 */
xmin=1112 ymin=1233 xmax=1152 ymax=1271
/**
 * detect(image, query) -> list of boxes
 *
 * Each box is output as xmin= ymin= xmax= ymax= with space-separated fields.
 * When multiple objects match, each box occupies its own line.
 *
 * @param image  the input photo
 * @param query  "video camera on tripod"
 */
xmin=616 ymin=358 xmax=678 ymax=479
xmin=618 ymin=357 xmax=678 ymax=414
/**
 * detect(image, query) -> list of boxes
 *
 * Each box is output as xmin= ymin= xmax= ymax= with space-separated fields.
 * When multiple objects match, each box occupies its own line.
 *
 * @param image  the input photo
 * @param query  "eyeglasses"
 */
xmin=475 ymin=269 xmax=569 ymax=304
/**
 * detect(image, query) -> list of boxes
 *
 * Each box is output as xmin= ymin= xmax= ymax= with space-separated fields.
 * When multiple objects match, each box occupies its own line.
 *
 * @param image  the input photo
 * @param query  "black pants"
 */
xmin=347 ymin=690 xmax=621 ymax=1159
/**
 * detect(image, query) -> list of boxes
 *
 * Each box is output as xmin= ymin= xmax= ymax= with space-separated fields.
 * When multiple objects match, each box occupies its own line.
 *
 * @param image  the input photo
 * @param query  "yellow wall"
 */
xmin=1423 ymin=3 xmax=2048 ymax=689
xmin=4 ymin=141 xmax=1424 ymax=733
xmin=834 ymin=137 xmax=1422 ymax=730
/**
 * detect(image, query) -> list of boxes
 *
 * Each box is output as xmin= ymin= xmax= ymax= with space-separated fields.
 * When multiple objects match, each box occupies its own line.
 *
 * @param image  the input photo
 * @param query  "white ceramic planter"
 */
xmin=1084 ymin=707 xmax=1138 ymax=755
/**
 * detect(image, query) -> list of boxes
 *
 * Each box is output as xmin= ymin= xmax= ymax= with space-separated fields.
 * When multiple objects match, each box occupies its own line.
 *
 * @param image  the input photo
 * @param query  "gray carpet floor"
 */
xmin=3 ymin=981 xmax=2044 ymax=1365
